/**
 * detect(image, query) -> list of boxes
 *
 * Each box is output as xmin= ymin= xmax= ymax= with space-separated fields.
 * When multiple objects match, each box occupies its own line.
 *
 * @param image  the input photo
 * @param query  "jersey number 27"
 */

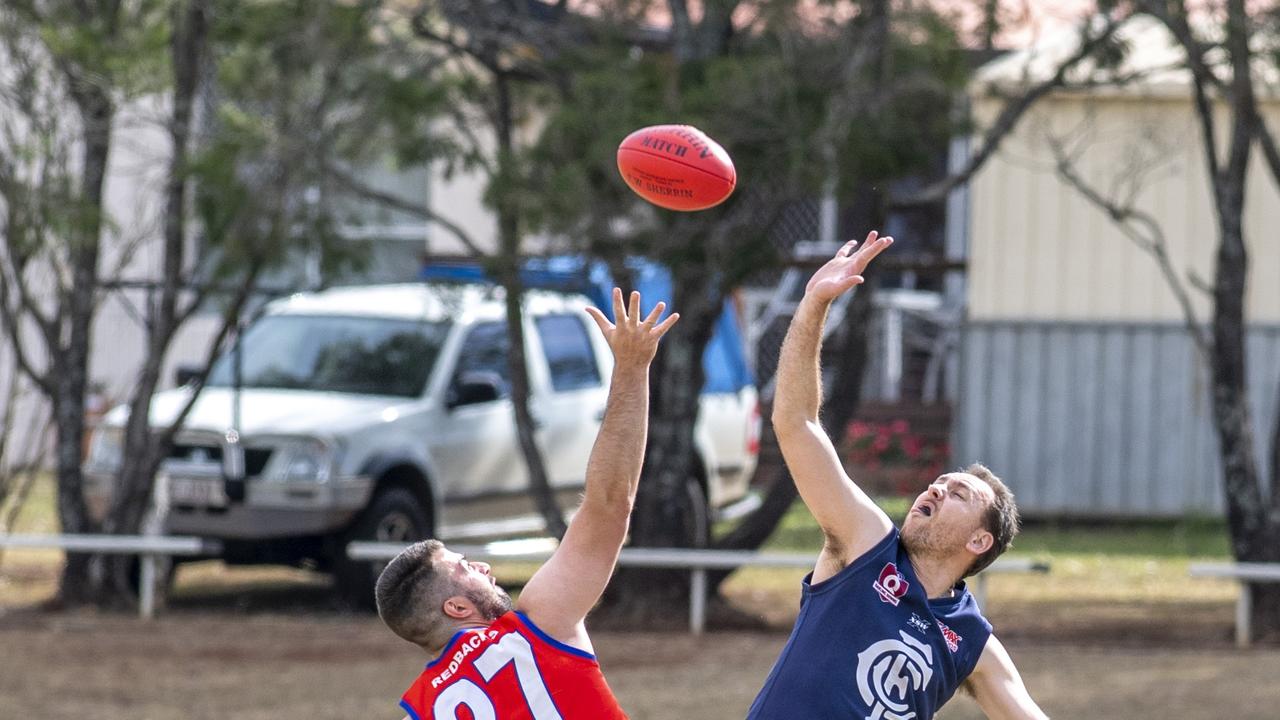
xmin=433 ymin=632 xmax=563 ymax=720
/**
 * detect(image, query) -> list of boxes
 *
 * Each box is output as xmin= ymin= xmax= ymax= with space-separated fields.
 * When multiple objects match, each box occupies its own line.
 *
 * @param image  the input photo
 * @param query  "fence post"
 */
xmin=1236 ymin=582 xmax=1252 ymax=648
xmin=139 ymin=472 xmax=172 ymax=620
xmin=690 ymin=567 xmax=707 ymax=635
xmin=973 ymin=573 xmax=989 ymax=608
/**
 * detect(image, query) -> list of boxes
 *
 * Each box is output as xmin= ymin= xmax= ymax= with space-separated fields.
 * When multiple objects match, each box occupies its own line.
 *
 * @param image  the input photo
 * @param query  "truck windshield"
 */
xmin=206 ymin=315 xmax=450 ymax=397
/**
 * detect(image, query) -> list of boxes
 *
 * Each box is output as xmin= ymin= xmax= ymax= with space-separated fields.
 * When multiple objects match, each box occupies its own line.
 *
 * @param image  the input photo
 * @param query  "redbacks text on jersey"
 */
xmin=399 ymin=611 xmax=628 ymax=720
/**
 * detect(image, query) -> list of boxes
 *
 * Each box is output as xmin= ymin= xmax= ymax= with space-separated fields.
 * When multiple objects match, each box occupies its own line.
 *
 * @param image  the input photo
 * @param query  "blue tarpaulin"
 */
xmin=419 ymin=257 xmax=753 ymax=394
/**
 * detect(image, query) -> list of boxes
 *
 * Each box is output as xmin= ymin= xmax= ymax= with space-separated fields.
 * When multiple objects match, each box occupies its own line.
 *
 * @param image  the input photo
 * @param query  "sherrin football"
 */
xmin=616 ymin=125 xmax=736 ymax=211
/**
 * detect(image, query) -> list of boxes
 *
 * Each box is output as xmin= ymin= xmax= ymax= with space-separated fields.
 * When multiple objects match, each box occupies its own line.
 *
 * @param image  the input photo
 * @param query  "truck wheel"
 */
xmin=675 ymin=477 xmax=711 ymax=549
xmin=335 ymin=486 xmax=432 ymax=610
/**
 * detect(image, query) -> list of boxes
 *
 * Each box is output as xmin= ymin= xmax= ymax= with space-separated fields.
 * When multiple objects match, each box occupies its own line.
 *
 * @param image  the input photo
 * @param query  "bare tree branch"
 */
xmin=154 ymin=262 xmax=265 ymax=455
xmin=325 ymin=161 xmax=488 ymax=256
xmin=1186 ymin=270 xmax=1214 ymax=296
xmin=411 ymin=8 xmax=495 ymax=71
xmin=1136 ymin=1 xmax=1231 ymax=185
xmin=1047 ymin=135 xmax=1210 ymax=358
xmin=891 ymin=12 xmax=1132 ymax=209
xmin=1255 ymin=108 xmax=1280 ymax=186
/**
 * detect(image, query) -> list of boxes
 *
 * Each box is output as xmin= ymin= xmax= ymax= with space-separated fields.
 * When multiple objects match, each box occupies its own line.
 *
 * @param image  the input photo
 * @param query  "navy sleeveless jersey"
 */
xmin=747 ymin=529 xmax=992 ymax=720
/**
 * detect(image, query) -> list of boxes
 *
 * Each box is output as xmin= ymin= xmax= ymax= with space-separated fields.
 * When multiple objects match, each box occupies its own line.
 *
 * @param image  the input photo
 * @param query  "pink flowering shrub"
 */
xmin=843 ymin=419 xmax=949 ymax=495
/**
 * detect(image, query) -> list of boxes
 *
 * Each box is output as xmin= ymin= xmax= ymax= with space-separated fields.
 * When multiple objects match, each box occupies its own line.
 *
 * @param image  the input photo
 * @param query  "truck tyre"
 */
xmin=335 ymin=486 xmax=432 ymax=610
xmin=675 ymin=477 xmax=711 ymax=549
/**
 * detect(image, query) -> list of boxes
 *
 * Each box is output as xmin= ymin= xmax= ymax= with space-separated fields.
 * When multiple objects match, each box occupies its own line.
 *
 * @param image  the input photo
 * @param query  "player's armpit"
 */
xmin=514 ymin=502 xmax=625 ymax=652
xmin=774 ymin=416 xmax=893 ymax=580
xmin=968 ymin=636 xmax=1050 ymax=720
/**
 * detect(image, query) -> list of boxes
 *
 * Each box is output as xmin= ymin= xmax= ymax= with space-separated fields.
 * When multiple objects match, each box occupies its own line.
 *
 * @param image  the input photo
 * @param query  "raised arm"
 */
xmin=967 ymin=635 xmax=1049 ymax=720
xmin=773 ymin=231 xmax=895 ymax=583
xmin=516 ymin=288 xmax=677 ymax=651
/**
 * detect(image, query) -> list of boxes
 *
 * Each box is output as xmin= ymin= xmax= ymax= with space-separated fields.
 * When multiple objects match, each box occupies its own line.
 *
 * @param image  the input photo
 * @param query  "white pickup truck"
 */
xmin=82 ymin=282 xmax=759 ymax=603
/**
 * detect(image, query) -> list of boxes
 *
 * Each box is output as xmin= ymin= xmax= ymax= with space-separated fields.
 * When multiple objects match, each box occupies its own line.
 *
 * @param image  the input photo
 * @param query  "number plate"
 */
xmin=169 ymin=477 xmax=228 ymax=508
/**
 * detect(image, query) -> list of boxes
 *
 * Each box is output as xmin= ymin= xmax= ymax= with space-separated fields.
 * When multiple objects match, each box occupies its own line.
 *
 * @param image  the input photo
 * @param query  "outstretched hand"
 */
xmin=585 ymin=288 xmax=679 ymax=369
xmin=804 ymin=230 xmax=894 ymax=302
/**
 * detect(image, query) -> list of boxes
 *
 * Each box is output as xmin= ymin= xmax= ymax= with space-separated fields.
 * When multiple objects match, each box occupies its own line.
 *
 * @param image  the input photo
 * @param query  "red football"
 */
xmin=616 ymin=125 xmax=736 ymax=211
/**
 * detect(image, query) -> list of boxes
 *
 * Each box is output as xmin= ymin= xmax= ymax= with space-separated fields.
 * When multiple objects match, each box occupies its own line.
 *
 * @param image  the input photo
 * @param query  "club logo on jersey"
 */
xmin=855 ymin=630 xmax=935 ymax=720
xmin=907 ymin=613 xmax=931 ymax=634
xmin=936 ymin=620 xmax=962 ymax=653
xmin=873 ymin=563 xmax=910 ymax=606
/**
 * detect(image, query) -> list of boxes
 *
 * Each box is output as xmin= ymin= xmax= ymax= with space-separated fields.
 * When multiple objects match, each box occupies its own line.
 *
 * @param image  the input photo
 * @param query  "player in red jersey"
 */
xmin=376 ymin=288 xmax=678 ymax=720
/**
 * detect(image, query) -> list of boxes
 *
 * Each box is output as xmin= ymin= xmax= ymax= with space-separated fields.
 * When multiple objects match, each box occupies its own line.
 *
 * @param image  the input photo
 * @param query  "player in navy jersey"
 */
xmin=748 ymin=232 xmax=1048 ymax=720
xmin=375 ymin=289 xmax=677 ymax=720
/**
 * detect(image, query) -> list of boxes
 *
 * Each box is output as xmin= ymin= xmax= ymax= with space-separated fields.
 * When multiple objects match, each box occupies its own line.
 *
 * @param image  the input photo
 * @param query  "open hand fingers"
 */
xmin=627 ymin=290 xmax=641 ymax=323
xmin=584 ymin=306 xmax=614 ymax=336
xmin=653 ymin=311 xmax=680 ymax=337
xmin=854 ymin=234 xmax=893 ymax=263
xmin=642 ymin=300 xmax=666 ymax=327
xmin=611 ymin=287 xmax=626 ymax=324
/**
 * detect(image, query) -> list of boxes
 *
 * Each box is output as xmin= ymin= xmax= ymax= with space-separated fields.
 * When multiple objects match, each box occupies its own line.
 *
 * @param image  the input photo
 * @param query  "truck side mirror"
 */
xmin=175 ymin=364 xmax=202 ymax=387
xmin=447 ymin=371 xmax=504 ymax=409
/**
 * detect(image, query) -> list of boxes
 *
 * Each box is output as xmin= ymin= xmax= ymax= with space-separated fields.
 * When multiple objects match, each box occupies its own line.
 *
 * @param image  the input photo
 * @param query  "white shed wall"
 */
xmin=966 ymin=94 xmax=1280 ymax=323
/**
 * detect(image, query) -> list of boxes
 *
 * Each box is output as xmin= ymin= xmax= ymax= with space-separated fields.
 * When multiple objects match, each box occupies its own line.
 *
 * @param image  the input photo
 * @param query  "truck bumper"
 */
xmin=83 ymin=470 xmax=374 ymax=540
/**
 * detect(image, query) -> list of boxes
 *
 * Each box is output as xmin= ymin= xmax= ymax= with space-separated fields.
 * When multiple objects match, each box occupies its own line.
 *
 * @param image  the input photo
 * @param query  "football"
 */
xmin=616 ymin=125 xmax=736 ymax=211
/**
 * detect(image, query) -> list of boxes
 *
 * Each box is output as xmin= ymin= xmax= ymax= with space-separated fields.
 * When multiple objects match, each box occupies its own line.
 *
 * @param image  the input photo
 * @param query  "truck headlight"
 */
xmin=86 ymin=426 xmax=124 ymax=472
xmin=270 ymin=438 xmax=340 ymax=482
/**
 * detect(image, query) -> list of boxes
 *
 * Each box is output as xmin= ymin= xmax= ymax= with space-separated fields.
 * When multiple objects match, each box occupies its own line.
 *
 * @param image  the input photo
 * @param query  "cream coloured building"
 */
xmin=952 ymin=15 xmax=1280 ymax=516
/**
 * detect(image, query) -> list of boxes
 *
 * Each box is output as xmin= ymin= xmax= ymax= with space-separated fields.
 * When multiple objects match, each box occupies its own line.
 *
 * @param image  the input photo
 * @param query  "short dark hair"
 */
xmin=375 ymin=539 xmax=453 ymax=647
xmin=963 ymin=463 xmax=1019 ymax=578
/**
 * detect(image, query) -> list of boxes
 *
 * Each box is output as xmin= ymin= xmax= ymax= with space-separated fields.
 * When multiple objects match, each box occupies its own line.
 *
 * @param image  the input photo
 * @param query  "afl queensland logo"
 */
xmin=856 ymin=631 xmax=935 ymax=720
xmin=873 ymin=563 xmax=909 ymax=606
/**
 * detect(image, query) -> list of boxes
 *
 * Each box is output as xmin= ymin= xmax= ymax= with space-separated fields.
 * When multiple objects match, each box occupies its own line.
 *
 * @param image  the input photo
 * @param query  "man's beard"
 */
xmin=466 ymin=585 xmax=514 ymax=621
xmin=901 ymin=523 xmax=949 ymax=559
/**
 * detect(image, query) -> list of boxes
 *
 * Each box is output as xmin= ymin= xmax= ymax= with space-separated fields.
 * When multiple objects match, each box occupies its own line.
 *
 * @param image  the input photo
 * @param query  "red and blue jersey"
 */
xmin=747 ymin=529 xmax=992 ymax=720
xmin=399 ymin=611 xmax=628 ymax=720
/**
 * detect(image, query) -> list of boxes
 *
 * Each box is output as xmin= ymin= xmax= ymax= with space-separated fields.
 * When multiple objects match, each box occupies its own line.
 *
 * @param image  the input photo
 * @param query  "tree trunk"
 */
xmin=54 ymin=84 xmax=113 ymax=607
xmin=1208 ymin=186 xmax=1280 ymax=640
xmin=1252 ymin=584 xmax=1280 ymax=644
xmin=492 ymin=72 xmax=566 ymax=539
xmin=1270 ymin=381 xmax=1280 ymax=518
xmin=496 ymin=255 xmax=568 ymax=539
xmin=97 ymin=0 xmax=212 ymax=606
xmin=602 ymin=262 xmax=722 ymax=622
xmin=1209 ymin=200 xmax=1268 ymax=560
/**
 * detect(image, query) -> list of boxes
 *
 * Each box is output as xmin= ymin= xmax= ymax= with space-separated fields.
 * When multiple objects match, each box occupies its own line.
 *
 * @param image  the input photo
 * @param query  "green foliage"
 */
xmin=1 ymin=0 xmax=462 ymax=301
xmin=0 ymin=1 xmax=171 ymax=260
xmin=30 ymin=1 xmax=171 ymax=97
xmin=523 ymin=1 xmax=972 ymax=285
xmin=192 ymin=0 xmax=456 ymax=284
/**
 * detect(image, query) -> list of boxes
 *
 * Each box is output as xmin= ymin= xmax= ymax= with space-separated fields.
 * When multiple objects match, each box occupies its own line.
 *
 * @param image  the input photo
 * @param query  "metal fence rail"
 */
xmin=0 ymin=534 xmax=222 ymax=619
xmin=348 ymin=541 xmax=1050 ymax=634
xmin=1189 ymin=561 xmax=1280 ymax=647
xmin=0 ymin=534 xmax=1049 ymax=630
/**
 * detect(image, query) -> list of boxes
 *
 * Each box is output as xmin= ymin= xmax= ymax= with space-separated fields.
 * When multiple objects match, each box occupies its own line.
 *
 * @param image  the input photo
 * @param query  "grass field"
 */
xmin=3 ymin=475 xmax=1272 ymax=719
xmin=0 ymin=474 xmax=1238 ymax=608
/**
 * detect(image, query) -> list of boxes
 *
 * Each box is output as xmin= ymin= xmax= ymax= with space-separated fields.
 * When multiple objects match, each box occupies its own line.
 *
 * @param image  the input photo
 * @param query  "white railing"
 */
xmin=348 ymin=540 xmax=1050 ymax=634
xmin=1189 ymin=562 xmax=1280 ymax=647
xmin=0 ymin=534 xmax=1049 ymax=630
xmin=0 ymin=534 xmax=221 ymax=619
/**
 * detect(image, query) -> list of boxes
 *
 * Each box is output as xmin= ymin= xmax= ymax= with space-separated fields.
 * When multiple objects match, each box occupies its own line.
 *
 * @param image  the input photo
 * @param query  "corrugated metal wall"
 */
xmin=954 ymin=321 xmax=1280 ymax=517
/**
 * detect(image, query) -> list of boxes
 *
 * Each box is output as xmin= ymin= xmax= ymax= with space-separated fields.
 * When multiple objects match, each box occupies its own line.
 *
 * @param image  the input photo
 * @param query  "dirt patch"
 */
xmin=0 ymin=559 xmax=1275 ymax=719
xmin=0 ymin=592 xmax=1276 ymax=719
